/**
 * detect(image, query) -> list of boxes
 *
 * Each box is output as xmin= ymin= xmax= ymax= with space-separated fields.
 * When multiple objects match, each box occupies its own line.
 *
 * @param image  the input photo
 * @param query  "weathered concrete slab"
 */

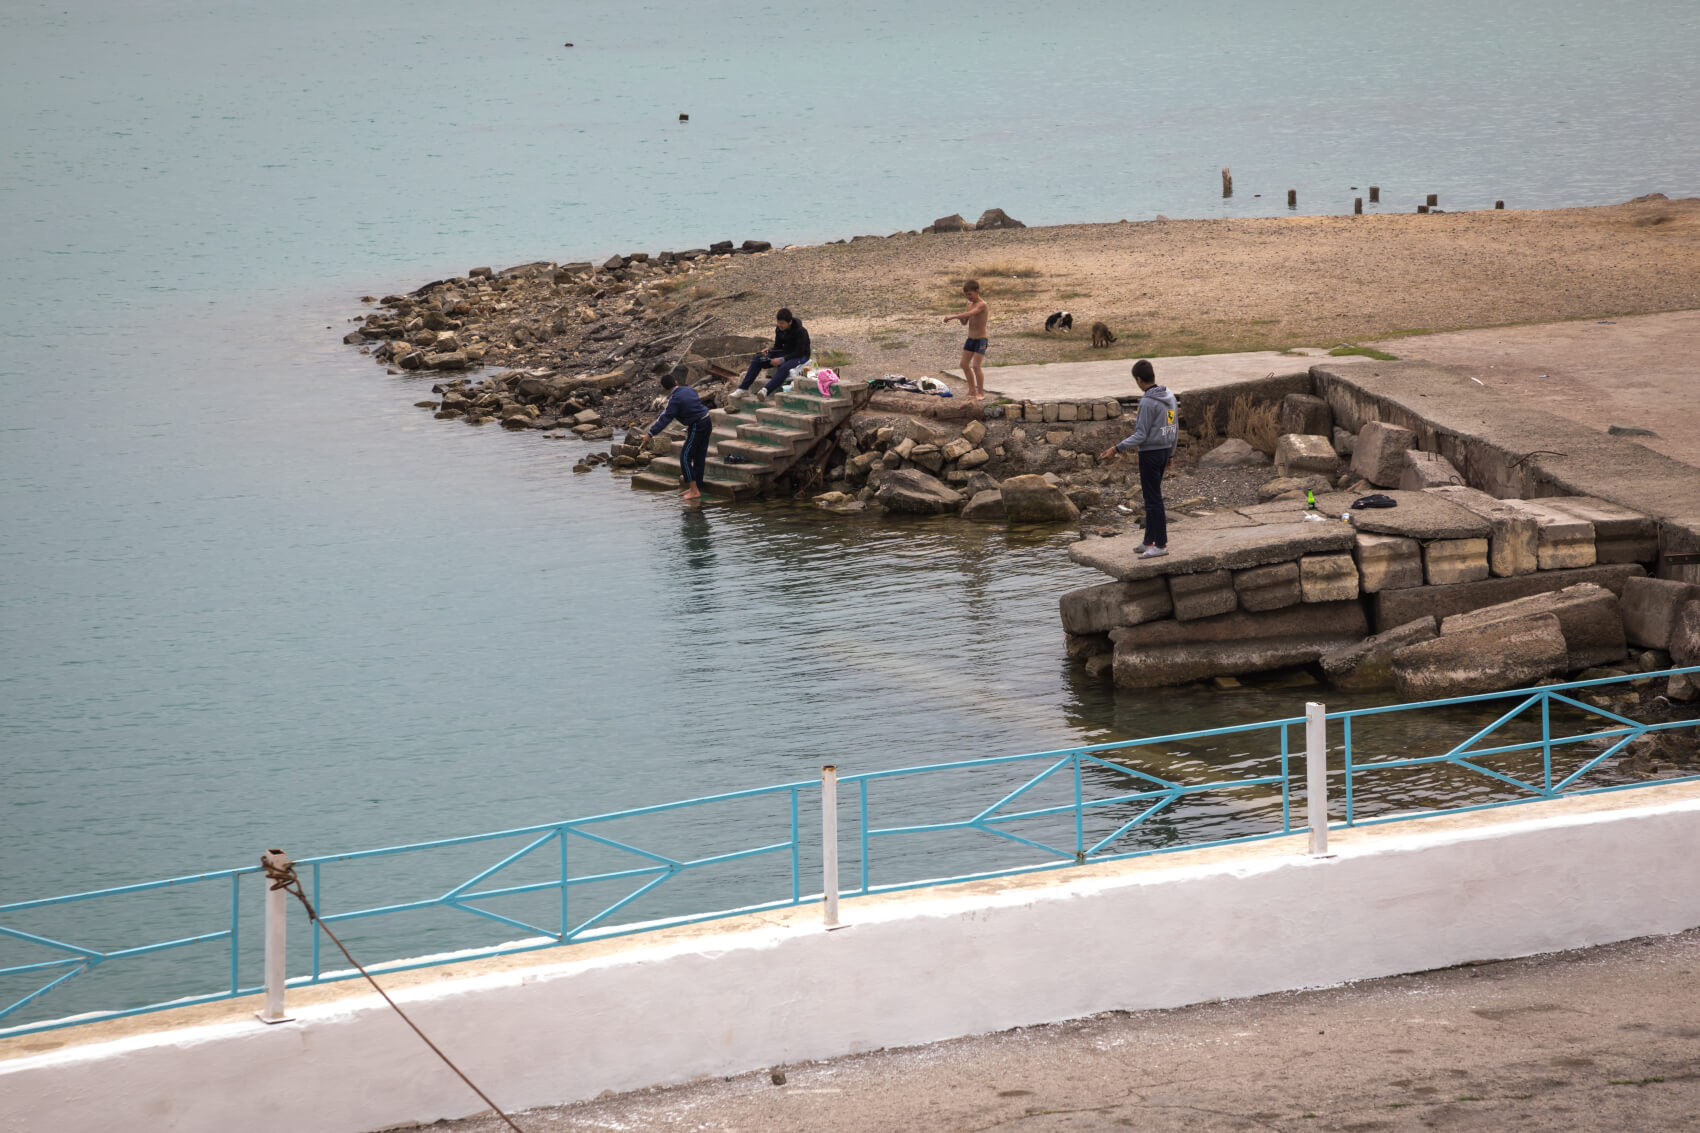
xmin=1170 ymin=570 xmax=1237 ymax=621
xmin=1111 ymin=601 xmax=1367 ymax=687
xmin=1620 ymin=577 xmax=1700 ymax=650
xmin=1069 ymin=522 xmax=1356 ymax=582
xmin=1398 ymin=450 xmax=1465 ymax=491
xmin=1299 ymin=552 xmax=1359 ymax=602
xmin=1274 ymin=434 xmax=1338 ymax=479
xmin=1354 ymin=532 xmax=1423 ymax=593
xmin=1278 ymin=393 xmax=1333 ymax=438
xmin=1369 ymin=563 xmax=1646 ymax=633
xmin=1234 ymin=562 xmax=1301 ymax=612
xmin=1351 ymin=421 xmax=1417 ymax=487
xmin=1310 ymin=361 xmax=1700 ymax=586
xmin=1241 ymin=490 xmax=1490 ymax=541
xmin=1320 ymin=617 xmax=1439 ymax=690
xmin=1058 ymin=578 xmax=1173 ymax=636
xmin=1111 ymin=601 xmax=1367 ymax=648
xmin=1439 ymin=582 xmax=1628 ymax=672
xmin=1673 ymin=601 xmax=1700 ymax=667
xmin=1392 ymin=614 xmax=1568 ymax=700
xmin=1425 ymin=485 xmax=1539 ymax=577
xmin=1501 ymin=499 xmax=1597 ymax=569
xmin=1538 ymin=496 xmax=1659 ymax=564
xmin=1423 ymin=538 xmax=1490 ymax=586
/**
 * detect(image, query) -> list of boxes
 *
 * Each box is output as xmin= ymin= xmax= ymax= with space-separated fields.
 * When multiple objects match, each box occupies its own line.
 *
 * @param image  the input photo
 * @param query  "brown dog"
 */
xmin=1090 ymin=321 xmax=1117 ymax=348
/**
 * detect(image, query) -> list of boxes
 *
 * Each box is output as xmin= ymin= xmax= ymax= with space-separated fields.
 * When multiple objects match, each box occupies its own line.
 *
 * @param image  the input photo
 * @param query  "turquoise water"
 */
xmin=1 ymin=0 xmax=1697 ymax=1022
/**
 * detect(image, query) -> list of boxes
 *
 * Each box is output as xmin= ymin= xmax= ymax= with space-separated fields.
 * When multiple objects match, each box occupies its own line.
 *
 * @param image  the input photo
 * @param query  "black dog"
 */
xmin=1044 ymin=311 xmax=1074 ymax=333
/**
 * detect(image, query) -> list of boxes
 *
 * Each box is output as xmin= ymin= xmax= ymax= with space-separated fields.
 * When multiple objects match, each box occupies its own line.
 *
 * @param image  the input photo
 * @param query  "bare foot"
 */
xmin=681 ymin=489 xmax=702 ymax=501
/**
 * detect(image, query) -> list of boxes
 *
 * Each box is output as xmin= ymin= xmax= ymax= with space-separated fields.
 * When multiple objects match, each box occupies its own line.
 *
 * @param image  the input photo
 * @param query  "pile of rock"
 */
xmin=424 ymin=369 xmax=621 ymax=436
xmin=810 ymin=416 xmax=1086 ymax=524
xmin=1062 ymin=485 xmax=1672 ymax=695
xmin=921 ymin=209 xmax=1027 ymax=234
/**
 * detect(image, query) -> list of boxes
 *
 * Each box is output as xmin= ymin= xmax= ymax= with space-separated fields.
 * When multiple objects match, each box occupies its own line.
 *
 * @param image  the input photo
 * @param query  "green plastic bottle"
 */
xmin=1306 ymin=488 xmax=1317 ymax=511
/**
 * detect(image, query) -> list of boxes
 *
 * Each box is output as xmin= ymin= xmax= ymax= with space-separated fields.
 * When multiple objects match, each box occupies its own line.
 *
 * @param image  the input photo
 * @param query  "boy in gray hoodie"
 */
xmin=1099 ymin=359 xmax=1178 ymax=557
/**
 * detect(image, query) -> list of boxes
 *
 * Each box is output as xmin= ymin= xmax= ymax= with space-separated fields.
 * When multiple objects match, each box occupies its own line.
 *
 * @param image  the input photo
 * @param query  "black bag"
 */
xmin=1352 ymin=493 xmax=1397 ymax=509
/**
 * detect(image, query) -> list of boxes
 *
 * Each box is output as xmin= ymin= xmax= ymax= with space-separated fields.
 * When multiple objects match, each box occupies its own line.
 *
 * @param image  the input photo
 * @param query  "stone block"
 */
xmin=1498 ymin=499 xmax=1596 ymax=570
xmin=1320 ymin=616 xmax=1439 ymax=689
xmin=1620 ymin=577 xmax=1700 ymax=650
xmin=1169 ymin=570 xmax=1238 ymax=621
xmin=1111 ymin=602 xmax=1368 ymax=687
xmin=1278 ymin=393 xmax=1333 ymax=438
xmin=1423 ymin=486 xmax=1538 ymax=577
xmin=1538 ymin=496 xmax=1659 ymax=564
xmin=1423 ymin=538 xmax=1490 ymax=585
xmin=1234 ymin=562 xmax=1302 ymax=612
xmin=1440 ymin=582 xmax=1627 ymax=672
xmin=1391 ymin=614 xmax=1568 ymax=700
xmin=960 ymin=489 xmax=1005 ymax=522
xmin=1671 ymin=600 xmax=1700 ymax=668
xmin=1331 ymin=427 xmax=1356 ymax=456
xmin=1369 ymin=563 xmax=1645 ymax=633
xmin=1397 ymin=450 xmax=1464 ymax=491
xmin=1059 ymin=578 xmax=1175 ymax=634
xmin=1105 ymin=398 xmax=1121 ymax=418
xmin=1056 ymin=402 xmax=1078 ymax=422
xmin=1299 ymin=552 xmax=1360 ymax=602
xmin=1199 ymin=439 xmax=1269 ymax=468
xmin=1354 ymin=533 xmax=1423 ymax=593
xmin=1070 ymin=521 xmax=1355 ymax=583
xmin=1350 ymin=421 xmax=1417 ymax=487
xmin=1274 ymin=434 xmax=1340 ymax=479
xmin=1000 ymin=474 xmax=1079 ymax=522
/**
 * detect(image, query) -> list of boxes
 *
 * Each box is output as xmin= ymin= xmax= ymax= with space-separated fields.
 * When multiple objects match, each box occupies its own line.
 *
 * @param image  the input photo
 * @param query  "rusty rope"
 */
xmin=260 ymin=854 xmax=527 ymax=1133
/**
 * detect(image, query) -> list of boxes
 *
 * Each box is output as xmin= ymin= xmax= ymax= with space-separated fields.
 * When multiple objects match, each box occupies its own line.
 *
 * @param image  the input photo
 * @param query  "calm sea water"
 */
xmin=2 ymin=0 xmax=1696 ymax=1023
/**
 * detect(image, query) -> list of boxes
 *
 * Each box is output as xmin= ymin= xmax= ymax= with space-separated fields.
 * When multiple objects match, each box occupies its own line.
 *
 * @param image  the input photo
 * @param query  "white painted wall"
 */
xmin=6 ymin=794 xmax=1700 ymax=1133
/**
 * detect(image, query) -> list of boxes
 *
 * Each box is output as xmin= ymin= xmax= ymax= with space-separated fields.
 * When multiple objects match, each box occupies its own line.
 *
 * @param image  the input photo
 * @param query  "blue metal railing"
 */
xmin=4 ymin=666 xmax=1696 ymax=1036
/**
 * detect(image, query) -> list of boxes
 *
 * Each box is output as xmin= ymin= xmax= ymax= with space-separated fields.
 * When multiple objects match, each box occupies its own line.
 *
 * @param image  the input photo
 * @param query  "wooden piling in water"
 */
xmin=1417 ymin=204 xmax=1429 ymax=214
xmin=1369 ymin=186 xmax=1380 ymax=203
xmin=1222 ymin=168 xmax=1233 ymax=197
xmin=1426 ymin=193 xmax=1438 ymax=207
xmin=1354 ymin=197 xmax=1363 ymax=214
xmin=1287 ymin=189 xmax=1296 ymax=207
xmin=1495 ymin=200 xmax=1505 ymax=209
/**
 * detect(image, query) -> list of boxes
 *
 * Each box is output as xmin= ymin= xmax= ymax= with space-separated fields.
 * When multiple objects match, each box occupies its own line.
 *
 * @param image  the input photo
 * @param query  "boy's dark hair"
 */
xmin=1132 ymin=359 xmax=1156 ymax=384
xmin=776 ymin=308 xmax=794 ymax=323
xmin=963 ymin=279 xmax=980 ymax=293
xmin=659 ymin=372 xmax=678 ymax=389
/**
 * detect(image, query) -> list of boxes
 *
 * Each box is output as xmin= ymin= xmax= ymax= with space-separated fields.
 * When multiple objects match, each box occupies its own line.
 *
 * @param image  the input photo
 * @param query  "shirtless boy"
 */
xmin=942 ymin=279 xmax=989 ymax=401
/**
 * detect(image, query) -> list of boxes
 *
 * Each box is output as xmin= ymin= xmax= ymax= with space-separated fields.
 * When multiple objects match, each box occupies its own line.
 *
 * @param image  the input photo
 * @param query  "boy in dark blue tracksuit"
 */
xmin=1099 ymin=359 xmax=1179 ymax=557
xmin=641 ymin=373 xmax=712 ymax=501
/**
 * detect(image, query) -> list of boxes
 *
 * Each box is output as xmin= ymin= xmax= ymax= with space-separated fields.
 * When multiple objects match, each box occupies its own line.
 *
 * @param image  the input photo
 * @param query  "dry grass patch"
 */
xmin=1227 ymin=393 xmax=1280 ymax=454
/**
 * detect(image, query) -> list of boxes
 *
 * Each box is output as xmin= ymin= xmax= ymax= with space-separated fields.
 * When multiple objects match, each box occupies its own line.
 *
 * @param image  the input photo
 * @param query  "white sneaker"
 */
xmin=1138 ymin=545 xmax=1169 ymax=558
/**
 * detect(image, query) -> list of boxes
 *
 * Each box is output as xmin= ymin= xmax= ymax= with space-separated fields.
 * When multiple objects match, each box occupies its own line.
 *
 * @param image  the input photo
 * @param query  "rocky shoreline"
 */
xmin=338 ymin=236 xmax=1288 ymax=531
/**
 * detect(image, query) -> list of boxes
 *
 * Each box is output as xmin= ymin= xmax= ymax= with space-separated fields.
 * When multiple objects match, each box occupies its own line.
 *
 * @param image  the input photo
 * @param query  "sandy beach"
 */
xmin=691 ymin=196 xmax=1700 ymax=388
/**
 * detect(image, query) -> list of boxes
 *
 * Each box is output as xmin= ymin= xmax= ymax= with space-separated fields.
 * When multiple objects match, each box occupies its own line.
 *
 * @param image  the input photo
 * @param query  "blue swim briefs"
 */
xmin=963 ymin=337 xmax=989 ymax=355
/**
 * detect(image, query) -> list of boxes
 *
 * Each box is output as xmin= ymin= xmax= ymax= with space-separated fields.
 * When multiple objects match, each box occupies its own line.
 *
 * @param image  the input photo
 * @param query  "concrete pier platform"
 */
xmin=950 ymin=348 xmax=1337 ymax=403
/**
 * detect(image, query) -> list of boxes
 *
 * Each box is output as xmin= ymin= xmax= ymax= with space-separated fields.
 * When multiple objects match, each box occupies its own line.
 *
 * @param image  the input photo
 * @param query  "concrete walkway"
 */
xmin=952 ymin=348 xmax=1336 ymax=403
xmin=427 ymin=927 xmax=1700 ymax=1132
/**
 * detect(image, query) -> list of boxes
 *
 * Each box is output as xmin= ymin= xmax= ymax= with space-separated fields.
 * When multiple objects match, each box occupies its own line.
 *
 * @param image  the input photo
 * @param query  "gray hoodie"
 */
xmin=1114 ymin=385 xmax=1179 ymax=453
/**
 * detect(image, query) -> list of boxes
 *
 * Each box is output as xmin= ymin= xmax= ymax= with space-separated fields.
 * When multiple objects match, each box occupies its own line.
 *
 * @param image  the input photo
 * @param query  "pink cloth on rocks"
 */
xmin=814 ymin=368 xmax=839 ymax=397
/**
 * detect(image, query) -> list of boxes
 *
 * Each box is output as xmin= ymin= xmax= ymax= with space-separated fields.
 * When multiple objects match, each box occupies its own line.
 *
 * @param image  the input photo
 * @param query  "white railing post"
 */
xmin=1306 ymin=703 xmax=1331 ymax=857
xmin=256 ymin=848 xmax=292 ymax=1023
xmin=821 ymin=766 xmax=840 ymax=927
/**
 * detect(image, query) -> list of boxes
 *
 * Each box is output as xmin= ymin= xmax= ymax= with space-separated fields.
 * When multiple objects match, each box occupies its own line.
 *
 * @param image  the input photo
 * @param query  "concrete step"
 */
xmin=736 ymin=421 xmax=813 ymax=450
xmin=753 ymin=408 xmax=823 ymax=436
xmin=714 ymin=438 xmax=787 ymax=465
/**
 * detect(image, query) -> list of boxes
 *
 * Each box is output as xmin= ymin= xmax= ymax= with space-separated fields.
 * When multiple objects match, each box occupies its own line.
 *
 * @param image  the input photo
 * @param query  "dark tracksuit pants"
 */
xmin=679 ymin=419 xmax=712 ymax=486
xmin=1138 ymin=447 xmax=1172 ymax=548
